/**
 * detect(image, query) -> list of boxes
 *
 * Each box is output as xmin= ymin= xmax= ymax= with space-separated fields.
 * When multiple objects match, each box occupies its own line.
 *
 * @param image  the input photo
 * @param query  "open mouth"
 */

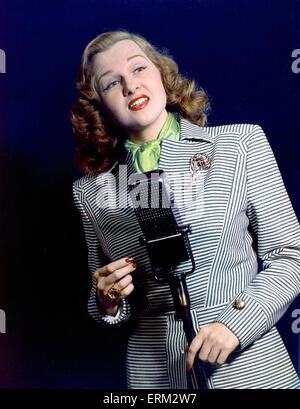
xmin=128 ymin=95 xmax=150 ymax=111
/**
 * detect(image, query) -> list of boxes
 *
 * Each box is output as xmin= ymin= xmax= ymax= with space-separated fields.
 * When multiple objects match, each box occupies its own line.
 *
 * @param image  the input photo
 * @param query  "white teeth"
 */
xmin=130 ymin=97 xmax=149 ymax=108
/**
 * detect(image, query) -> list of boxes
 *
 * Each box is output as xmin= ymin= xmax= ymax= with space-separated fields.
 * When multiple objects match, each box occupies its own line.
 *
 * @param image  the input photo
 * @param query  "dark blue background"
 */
xmin=0 ymin=0 xmax=299 ymax=388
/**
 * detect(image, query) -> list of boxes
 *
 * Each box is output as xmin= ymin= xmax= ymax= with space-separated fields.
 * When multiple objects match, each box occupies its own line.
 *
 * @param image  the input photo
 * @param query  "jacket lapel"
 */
xmin=179 ymin=118 xmax=214 ymax=143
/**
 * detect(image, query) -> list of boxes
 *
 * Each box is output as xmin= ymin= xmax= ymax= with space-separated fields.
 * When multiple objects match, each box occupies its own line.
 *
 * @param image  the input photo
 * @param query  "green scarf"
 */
xmin=124 ymin=113 xmax=181 ymax=173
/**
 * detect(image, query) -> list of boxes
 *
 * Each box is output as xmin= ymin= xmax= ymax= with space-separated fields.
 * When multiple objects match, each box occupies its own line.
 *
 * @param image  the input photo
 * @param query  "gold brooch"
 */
xmin=190 ymin=152 xmax=212 ymax=184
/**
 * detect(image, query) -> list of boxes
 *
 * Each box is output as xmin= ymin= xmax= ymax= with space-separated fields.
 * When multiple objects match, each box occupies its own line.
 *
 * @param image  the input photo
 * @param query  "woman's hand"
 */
xmin=186 ymin=323 xmax=239 ymax=371
xmin=93 ymin=256 xmax=137 ymax=316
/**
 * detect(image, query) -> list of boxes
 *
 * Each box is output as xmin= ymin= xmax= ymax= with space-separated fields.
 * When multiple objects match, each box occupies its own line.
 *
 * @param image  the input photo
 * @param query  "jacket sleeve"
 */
xmin=215 ymin=124 xmax=300 ymax=350
xmin=72 ymin=182 xmax=131 ymax=327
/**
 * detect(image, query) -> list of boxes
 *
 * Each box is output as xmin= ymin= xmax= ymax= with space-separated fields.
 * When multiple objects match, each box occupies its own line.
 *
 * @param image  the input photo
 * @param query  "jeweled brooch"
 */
xmin=190 ymin=152 xmax=212 ymax=184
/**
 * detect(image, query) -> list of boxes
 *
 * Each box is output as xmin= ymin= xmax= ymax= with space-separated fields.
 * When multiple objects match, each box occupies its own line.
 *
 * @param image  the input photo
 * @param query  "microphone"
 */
xmin=128 ymin=169 xmax=195 ymax=278
xmin=128 ymin=169 xmax=208 ymax=390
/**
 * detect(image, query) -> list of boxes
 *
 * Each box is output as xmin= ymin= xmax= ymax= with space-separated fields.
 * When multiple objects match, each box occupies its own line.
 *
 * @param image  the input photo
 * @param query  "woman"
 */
xmin=71 ymin=30 xmax=300 ymax=389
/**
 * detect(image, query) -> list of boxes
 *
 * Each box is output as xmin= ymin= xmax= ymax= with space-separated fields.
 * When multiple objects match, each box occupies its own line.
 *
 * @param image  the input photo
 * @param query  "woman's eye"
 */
xmin=104 ymin=80 xmax=119 ymax=91
xmin=134 ymin=66 xmax=147 ymax=73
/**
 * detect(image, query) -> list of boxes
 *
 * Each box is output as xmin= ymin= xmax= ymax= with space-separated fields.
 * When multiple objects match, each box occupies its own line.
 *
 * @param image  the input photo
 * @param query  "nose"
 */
xmin=122 ymin=76 xmax=139 ymax=97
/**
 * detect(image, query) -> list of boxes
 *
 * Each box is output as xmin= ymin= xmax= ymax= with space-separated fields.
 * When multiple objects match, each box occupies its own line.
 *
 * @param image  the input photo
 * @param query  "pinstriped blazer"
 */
xmin=73 ymin=119 xmax=300 ymax=389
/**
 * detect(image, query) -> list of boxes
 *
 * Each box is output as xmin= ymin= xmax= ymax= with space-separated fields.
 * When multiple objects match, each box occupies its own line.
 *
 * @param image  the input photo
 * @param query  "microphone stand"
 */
xmin=167 ymin=273 xmax=208 ymax=389
xmin=129 ymin=170 xmax=208 ymax=389
xmin=142 ymin=225 xmax=209 ymax=390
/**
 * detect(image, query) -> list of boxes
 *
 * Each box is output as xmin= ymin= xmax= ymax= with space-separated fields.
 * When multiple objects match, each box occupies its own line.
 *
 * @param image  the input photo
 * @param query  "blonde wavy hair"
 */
xmin=70 ymin=30 xmax=210 ymax=175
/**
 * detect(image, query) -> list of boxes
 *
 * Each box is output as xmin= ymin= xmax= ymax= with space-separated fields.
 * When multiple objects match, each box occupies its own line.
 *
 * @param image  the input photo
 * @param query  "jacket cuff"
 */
xmin=215 ymin=292 xmax=267 ymax=350
xmin=95 ymin=295 xmax=131 ymax=327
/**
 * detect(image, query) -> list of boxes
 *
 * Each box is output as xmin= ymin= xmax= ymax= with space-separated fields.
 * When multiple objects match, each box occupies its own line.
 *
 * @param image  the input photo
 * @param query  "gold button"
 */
xmin=233 ymin=298 xmax=245 ymax=310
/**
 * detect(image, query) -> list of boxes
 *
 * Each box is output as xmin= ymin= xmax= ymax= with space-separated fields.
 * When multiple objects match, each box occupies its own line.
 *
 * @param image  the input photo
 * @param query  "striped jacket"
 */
xmin=73 ymin=119 xmax=300 ymax=389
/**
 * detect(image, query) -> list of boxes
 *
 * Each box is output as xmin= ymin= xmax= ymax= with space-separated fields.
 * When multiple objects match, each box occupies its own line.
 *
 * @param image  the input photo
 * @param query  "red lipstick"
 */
xmin=128 ymin=95 xmax=150 ymax=111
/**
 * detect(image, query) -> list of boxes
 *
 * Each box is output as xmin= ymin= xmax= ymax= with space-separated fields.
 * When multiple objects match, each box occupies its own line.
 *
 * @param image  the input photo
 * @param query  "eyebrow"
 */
xmin=98 ymin=70 xmax=113 ymax=81
xmin=127 ymin=54 xmax=148 ymax=62
xmin=98 ymin=55 xmax=148 ymax=81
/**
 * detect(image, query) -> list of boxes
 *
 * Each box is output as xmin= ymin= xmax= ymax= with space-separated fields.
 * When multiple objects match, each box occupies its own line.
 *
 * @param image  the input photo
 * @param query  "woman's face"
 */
xmin=93 ymin=39 xmax=168 ymax=141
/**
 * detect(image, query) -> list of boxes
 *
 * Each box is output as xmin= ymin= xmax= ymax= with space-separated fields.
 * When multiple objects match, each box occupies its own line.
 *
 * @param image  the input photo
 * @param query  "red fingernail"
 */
xmin=132 ymin=263 xmax=137 ymax=268
xmin=125 ymin=257 xmax=134 ymax=263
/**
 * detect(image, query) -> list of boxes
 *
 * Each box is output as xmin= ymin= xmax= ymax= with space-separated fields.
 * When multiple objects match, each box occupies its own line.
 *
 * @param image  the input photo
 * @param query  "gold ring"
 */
xmin=107 ymin=285 xmax=121 ymax=301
